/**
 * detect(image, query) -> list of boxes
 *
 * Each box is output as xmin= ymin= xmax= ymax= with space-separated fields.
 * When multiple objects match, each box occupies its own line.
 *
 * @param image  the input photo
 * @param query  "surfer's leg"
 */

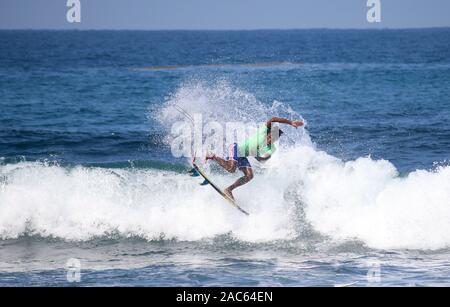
xmin=212 ymin=156 xmax=237 ymax=173
xmin=225 ymin=167 xmax=253 ymax=200
xmin=207 ymin=143 xmax=238 ymax=173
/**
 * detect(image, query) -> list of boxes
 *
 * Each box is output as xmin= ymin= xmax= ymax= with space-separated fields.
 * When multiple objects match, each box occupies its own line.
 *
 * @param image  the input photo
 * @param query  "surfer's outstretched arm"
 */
xmin=267 ymin=117 xmax=303 ymax=128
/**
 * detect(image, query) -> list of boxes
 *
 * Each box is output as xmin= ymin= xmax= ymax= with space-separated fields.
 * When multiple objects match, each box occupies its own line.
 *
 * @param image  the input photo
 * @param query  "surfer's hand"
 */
xmin=255 ymin=155 xmax=271 ymax=162
xmin=291 ymin=120 xmax=304 ymax=128
xmin=205 ymin=152 xmax=216 ymax=161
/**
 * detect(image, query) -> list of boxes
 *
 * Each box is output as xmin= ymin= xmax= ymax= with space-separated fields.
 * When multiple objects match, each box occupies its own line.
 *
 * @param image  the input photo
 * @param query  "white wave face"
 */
xmin=0 ymin=161 xmax=295 ymax=242
xmin=0 ymin=149 xmax=449 ymax=250
xmin=279 ymin=147 xmax=450 ymax=250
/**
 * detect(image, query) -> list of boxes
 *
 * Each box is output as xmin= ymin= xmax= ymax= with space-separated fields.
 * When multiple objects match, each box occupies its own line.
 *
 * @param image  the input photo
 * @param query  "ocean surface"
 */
xmin=0 ymin=29 xmax=449 ymax=286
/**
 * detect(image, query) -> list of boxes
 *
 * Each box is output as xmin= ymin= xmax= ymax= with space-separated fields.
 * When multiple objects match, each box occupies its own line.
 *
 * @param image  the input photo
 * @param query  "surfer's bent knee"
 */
xmin=247 ymin=172 xmax=254 ymax=181
xmin=241 ymin=167 xmax=253 ymax=182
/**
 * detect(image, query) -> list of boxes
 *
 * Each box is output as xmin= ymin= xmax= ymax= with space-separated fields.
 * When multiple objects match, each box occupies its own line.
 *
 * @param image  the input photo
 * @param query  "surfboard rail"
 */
xmin=192 ymin=163 xmax=250 ymax=216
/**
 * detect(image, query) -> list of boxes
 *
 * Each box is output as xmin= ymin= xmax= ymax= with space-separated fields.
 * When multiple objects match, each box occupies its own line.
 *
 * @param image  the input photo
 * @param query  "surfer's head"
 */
xmin=267 ymin=126 xmax=284 ymax=143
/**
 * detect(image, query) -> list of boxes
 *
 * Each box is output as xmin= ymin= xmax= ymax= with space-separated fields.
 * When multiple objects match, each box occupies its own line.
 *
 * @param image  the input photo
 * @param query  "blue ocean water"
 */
xmin=0 ymin=29 xmax=449 ymax=286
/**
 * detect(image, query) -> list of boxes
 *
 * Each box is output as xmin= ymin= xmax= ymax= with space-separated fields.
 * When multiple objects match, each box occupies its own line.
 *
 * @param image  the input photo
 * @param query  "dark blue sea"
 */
xmin=0 ymin=29 xmax=449 ymax=286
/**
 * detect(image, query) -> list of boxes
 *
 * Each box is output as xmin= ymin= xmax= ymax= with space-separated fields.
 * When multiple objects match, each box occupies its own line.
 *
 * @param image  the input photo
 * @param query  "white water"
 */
xmin=0 ymin=81 xmax=449 ymax=250
xmin=0 ymin=149 xmax=449 ymax=250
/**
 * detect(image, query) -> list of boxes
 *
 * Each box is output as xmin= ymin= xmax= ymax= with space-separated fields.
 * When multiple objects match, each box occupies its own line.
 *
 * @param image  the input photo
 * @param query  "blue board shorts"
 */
xmin=226 ymin=143 xmax=251 ymax=169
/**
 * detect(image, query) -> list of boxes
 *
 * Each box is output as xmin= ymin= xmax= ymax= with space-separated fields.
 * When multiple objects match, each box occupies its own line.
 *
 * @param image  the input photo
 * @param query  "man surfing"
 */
xmin=206 ymin=117 xmax=304 ymax=200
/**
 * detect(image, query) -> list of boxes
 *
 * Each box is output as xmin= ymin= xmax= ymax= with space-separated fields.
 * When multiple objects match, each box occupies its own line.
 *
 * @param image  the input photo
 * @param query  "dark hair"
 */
xmin=269 ymin=127 xmax=284 ymax=138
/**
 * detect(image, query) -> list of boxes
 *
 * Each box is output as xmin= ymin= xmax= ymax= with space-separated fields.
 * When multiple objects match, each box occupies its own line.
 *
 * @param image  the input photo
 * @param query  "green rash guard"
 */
xmin=237 ymin=125 xmax=276 ymax=158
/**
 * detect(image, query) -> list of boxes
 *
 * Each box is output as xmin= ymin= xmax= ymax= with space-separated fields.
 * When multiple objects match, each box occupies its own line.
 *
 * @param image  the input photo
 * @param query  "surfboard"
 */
xmin=191 ymin=162 xmax=250 ymax=216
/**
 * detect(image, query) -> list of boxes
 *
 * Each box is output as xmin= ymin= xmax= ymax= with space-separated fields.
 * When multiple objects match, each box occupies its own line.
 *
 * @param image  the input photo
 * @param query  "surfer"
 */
xmin=206 ymin=117 xmax=304 ymax=200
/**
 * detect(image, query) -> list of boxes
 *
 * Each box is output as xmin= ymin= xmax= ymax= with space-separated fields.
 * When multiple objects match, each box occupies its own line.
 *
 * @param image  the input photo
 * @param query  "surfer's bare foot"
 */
xmin=224 ymin=187 xmax=235 ymax=200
